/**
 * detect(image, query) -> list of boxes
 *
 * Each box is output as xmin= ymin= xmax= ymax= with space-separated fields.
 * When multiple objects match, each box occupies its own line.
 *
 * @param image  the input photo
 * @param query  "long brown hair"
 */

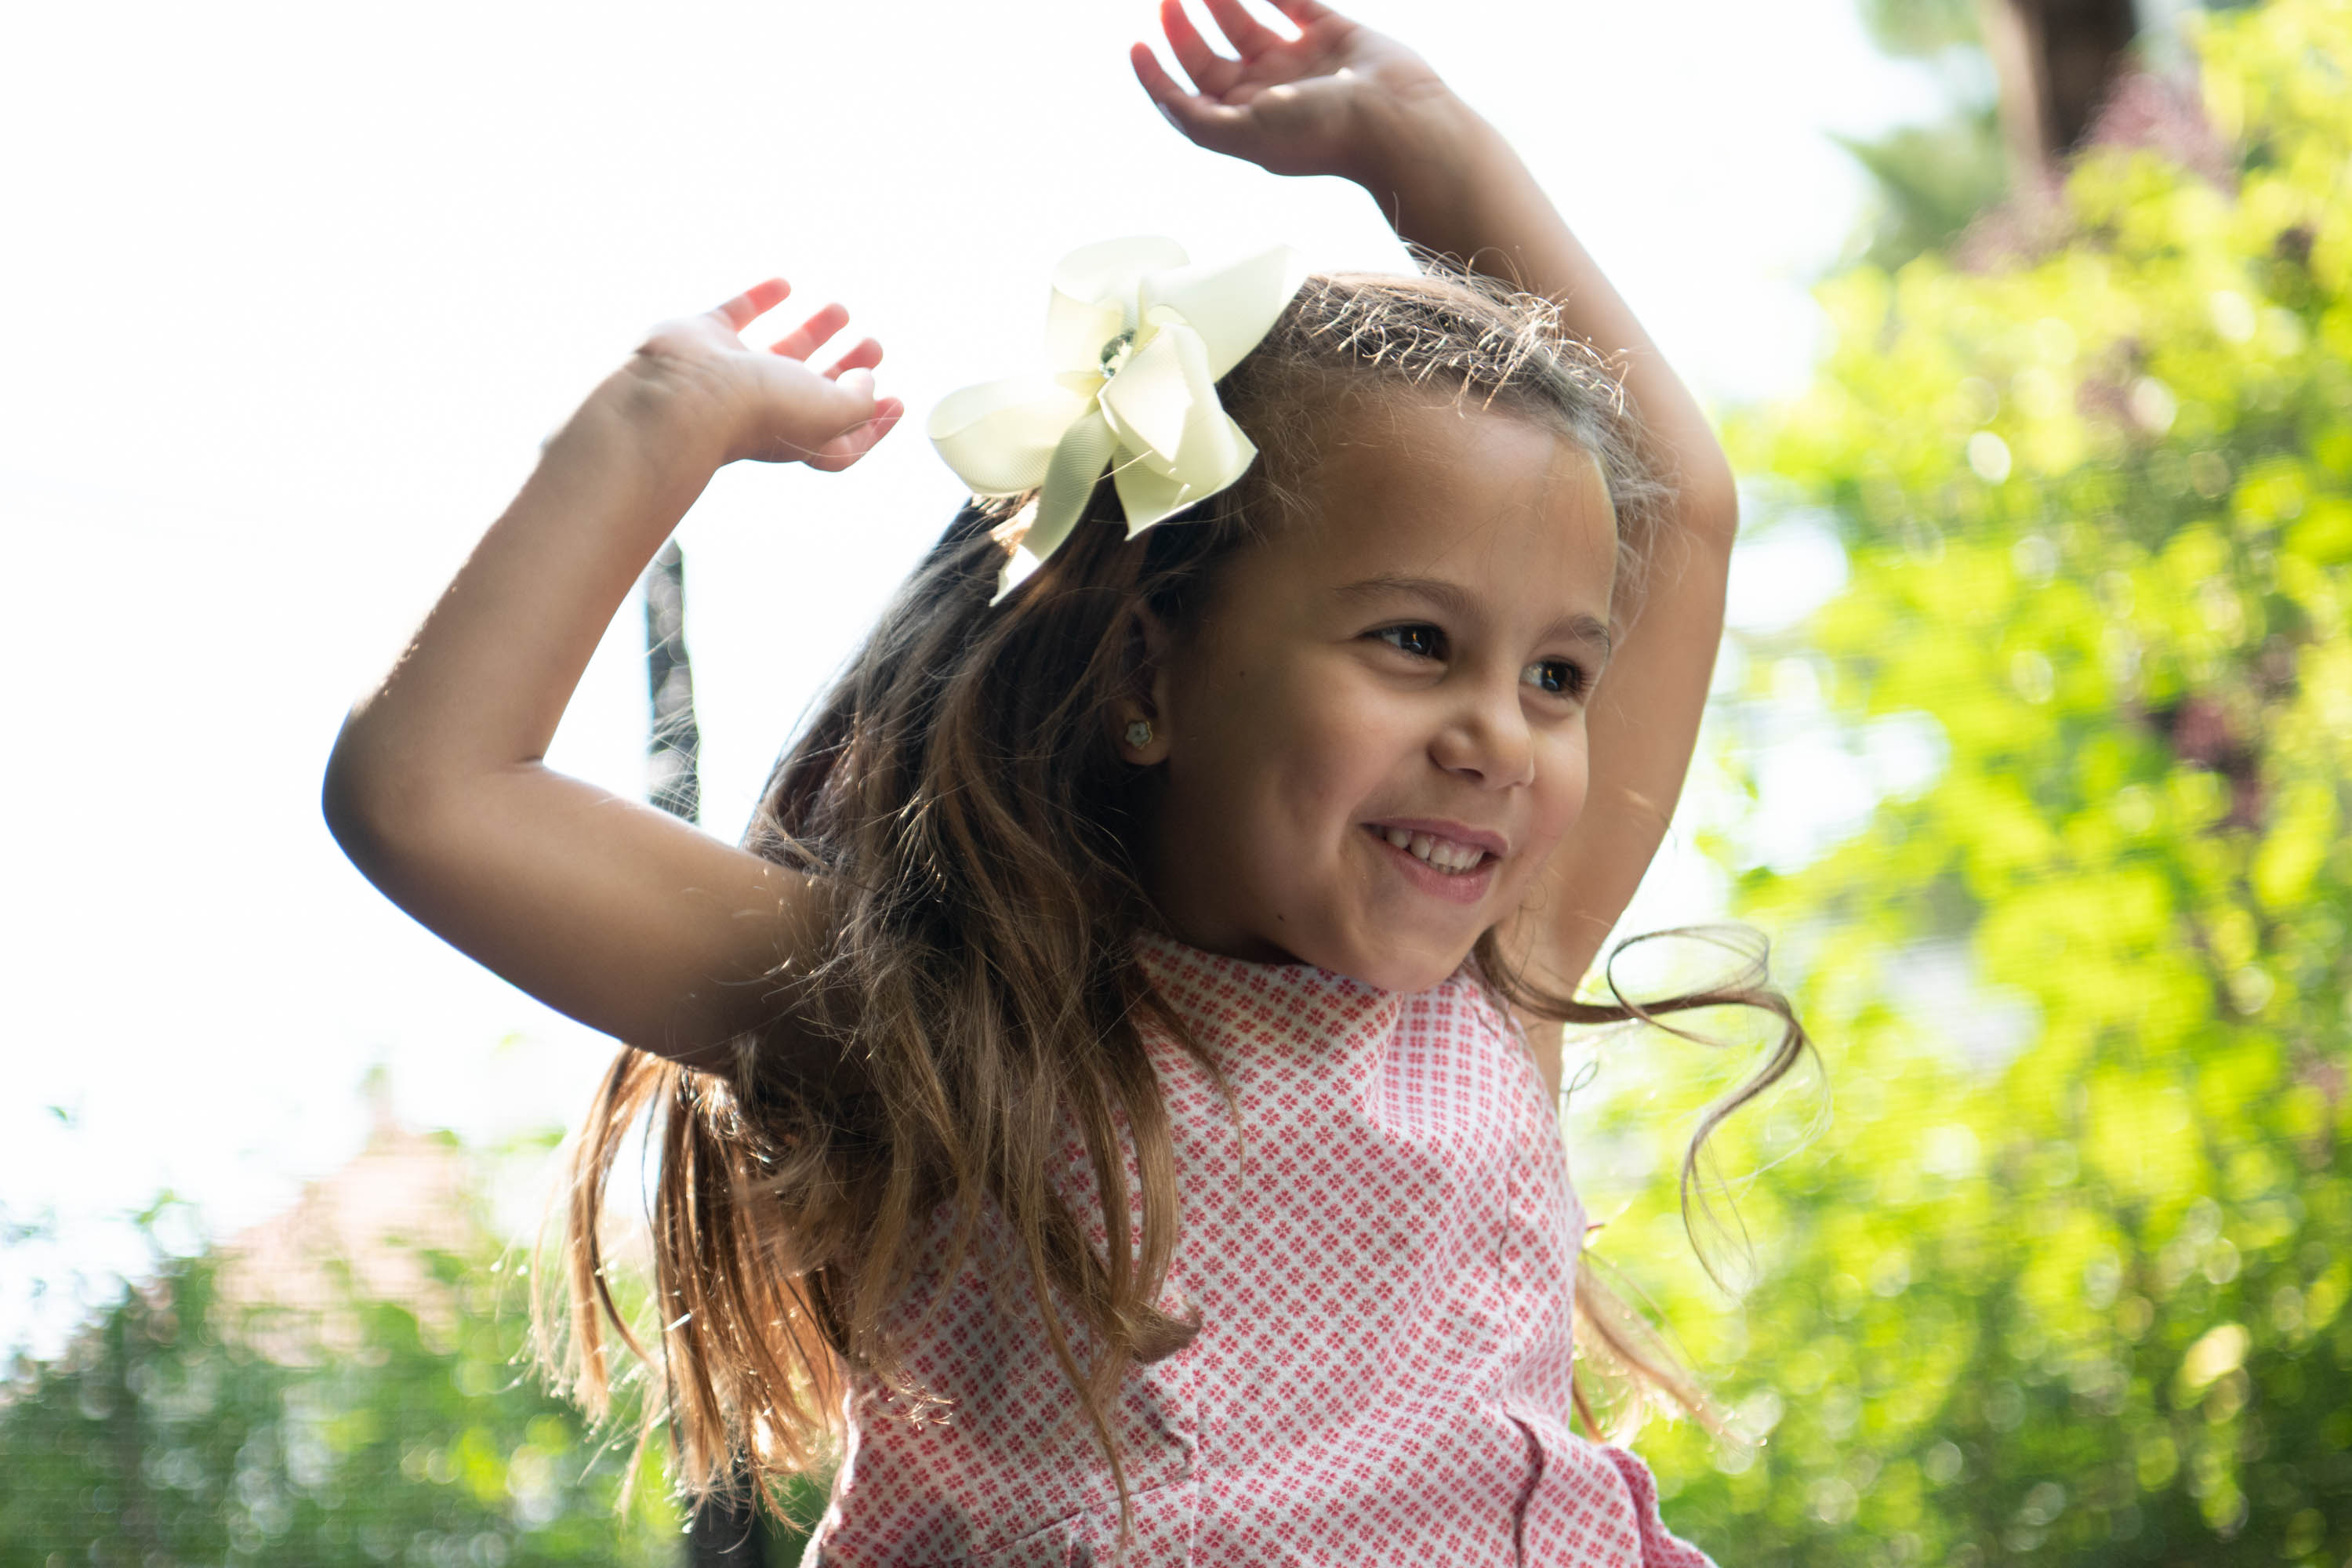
xmin=541 ymin=266 xmax=1813 ymax=1515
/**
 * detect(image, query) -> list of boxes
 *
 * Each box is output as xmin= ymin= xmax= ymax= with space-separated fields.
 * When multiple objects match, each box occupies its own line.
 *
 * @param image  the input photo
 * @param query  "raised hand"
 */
xmin=630 ymin=278 xmax=905 ymax=471
xmin=1129 ymin=0 xmax=1447 ymax=183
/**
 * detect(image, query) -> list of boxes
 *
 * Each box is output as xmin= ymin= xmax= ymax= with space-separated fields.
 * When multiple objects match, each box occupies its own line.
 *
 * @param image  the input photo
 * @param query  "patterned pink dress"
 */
xmin=802 ymin=933 xmax=1715 ymax=1566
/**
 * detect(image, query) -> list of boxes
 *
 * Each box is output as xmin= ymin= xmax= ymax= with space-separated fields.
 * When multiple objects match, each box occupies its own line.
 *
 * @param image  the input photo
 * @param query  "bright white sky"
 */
xmin=0 ymin=0 xmax=1941 ymax=1354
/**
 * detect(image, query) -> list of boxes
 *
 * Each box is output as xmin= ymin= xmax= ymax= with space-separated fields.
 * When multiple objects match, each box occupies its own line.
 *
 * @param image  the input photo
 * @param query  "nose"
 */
xmin=1430 ymin=679 xmax=1536 ymax=789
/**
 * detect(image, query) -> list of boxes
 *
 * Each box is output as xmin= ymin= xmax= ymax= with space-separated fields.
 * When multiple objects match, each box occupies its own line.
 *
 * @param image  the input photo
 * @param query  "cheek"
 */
xmin=1288 ymin=678 xmax=1399 ymax=778
xmin=1530 ymin=729 xmax=1592 ymax=851
xmin=1176 ymin=670 xmax=1354 ymax=855
xmin=1217 ymin=664 xmax=1396 ymax=817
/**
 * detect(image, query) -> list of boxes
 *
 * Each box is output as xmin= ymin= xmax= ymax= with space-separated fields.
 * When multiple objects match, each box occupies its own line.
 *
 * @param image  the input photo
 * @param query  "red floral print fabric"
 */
xmin=804 ymin=934 xmax=1715 ymax=1567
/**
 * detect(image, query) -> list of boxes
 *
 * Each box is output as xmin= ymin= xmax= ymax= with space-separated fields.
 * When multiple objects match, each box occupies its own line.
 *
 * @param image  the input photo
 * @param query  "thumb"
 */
xmin=821 ymin=366 xmax=884 ymax=429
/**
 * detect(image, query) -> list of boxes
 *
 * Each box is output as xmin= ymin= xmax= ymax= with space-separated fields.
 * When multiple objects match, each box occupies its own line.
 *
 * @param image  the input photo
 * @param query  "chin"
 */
xmin=1333 ymin=930 xmax=1482 ymax=996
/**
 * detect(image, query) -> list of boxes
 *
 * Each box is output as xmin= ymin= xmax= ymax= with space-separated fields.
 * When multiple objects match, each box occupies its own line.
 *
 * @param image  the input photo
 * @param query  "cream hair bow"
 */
xmin=928 ymin=237 xmax=1305 ymax=602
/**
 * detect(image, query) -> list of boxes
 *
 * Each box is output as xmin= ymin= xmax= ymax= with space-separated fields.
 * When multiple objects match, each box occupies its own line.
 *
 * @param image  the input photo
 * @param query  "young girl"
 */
xmin=325 ymin=2 xmax=1805 ymax=1562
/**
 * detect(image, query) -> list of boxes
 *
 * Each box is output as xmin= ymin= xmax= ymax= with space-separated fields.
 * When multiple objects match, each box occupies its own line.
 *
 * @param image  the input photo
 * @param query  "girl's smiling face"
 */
xmin=1141 ymin=394 xmax=1620 ymax=993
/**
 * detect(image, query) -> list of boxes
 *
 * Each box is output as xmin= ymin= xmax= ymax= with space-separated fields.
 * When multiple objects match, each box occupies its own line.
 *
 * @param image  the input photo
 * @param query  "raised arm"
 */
xmin=323 ymin=282 xmax=903 ymax=1066
xmin=1135 ymin=0 xmax=1739 ymax=1085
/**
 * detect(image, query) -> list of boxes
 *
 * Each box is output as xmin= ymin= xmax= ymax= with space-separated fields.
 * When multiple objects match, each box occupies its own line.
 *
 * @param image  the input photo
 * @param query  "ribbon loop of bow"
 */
xmin=928 ymin=238 xmax=1305 ymax=601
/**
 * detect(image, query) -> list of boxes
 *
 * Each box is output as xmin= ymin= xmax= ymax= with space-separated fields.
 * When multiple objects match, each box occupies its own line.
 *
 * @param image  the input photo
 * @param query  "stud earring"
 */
xmin=1123 ymin=719 xmax=1155 ymax=750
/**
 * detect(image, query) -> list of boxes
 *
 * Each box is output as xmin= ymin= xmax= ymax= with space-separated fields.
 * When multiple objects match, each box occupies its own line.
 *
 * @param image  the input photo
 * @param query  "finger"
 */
xmin=1200 ymin=0 xmax=1286 ymax=54
xmin=1134 ymin=45 xmax=1254 ymax=154
xmin=761 ymin=372 xmax=880 ymax=466
xmin=715 ymin=278 xmax=790 ymax=333
xmin=1156 ymin=0 xmax=1239 ymax=96
xmin=1131 ymin=41 xmax=1194 ymax=117
xmin=807 ymin=398 xmax=905 ymax=473
xmin=1266 ymin=0 xmax=1341 ymax=29
xmin=767 ymin=303 xmax=851 ymax=361
xmin=822 ymin=336 xmax=884 ymax=379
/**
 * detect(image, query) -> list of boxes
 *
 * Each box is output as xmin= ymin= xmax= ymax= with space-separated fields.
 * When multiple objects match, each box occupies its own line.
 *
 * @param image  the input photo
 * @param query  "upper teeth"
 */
xmin=1381 ymin=826 xmax=1486 ymax=873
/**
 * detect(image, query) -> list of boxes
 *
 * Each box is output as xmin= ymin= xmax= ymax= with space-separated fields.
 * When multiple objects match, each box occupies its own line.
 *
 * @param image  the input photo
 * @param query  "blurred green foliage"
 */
xmin=1840 ymin=0 xmax=2009 ymax=269
xmin=0 ymin=1194 xmax=694 ymax=1565
xmin=1837 ymin=111 xmax=2013 ymax=273
xmin=1616 ymin=2 xmax=2352 ymax=1562
xmin=1858 ymin=0 xmax=1984 ymax=59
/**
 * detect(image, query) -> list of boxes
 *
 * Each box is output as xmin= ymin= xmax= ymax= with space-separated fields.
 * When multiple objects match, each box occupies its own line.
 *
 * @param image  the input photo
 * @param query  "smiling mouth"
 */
xmin=1367 ymin=824 xmax=1494 ymax=876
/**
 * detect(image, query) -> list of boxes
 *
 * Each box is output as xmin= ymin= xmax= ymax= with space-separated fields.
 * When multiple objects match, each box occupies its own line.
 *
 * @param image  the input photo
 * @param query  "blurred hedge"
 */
xmin=0 ymin=1182 xmax=688 ymax=1565
xmin=1613 ymin=2 xmax=2352 ymax=1563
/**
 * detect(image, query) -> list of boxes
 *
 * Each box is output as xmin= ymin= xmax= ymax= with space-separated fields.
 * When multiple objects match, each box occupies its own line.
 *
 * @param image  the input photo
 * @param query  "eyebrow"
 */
xmin=1334 ymin=573 xmax=1613 ymax=662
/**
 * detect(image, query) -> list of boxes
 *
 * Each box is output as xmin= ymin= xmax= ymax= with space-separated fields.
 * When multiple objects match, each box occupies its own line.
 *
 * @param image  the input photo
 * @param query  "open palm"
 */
xmin=634 ymin=279 xmax=904 ymax=471
xmin=1131 ymin=0 xmax=1446 ymax=181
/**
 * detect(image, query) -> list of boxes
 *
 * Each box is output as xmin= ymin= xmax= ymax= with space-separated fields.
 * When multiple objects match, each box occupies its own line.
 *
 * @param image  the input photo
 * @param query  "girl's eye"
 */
xmin=1374 ymin=624 xmax=1444 ymax=659
xmin=1524 ymin=658 xmax=1587 ymax=699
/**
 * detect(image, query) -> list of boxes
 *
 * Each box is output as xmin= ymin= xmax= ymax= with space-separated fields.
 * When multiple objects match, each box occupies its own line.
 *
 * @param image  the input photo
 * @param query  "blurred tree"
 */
xmin=1860 ymin=0 xmax=1984 ymax=56
xmin=1836 ymin=0 xmax=2204 ymax=274
xmin=1838 ymin=0 xmax=2012 ymax=270
xmin=1838 ymin=114 xmax=2015 ymax=272
xmin=0 ymin=1163 xmax=688 ymax=1563
xmin=1611 ymin=2 xmax=2352 ymax=1563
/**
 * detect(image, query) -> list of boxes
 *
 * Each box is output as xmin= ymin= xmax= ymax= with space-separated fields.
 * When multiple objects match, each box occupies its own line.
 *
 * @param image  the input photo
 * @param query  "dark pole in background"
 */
xmin=643 ymin=541 xmax=768 ymax=1567
xmin=644 ymin=539 xmax=702 ymax=827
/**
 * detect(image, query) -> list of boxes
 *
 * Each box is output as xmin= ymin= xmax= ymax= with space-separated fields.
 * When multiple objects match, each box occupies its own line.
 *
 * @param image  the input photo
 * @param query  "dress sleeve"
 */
xmin=1597 ymin=1444 xmax=1719 ymax=1568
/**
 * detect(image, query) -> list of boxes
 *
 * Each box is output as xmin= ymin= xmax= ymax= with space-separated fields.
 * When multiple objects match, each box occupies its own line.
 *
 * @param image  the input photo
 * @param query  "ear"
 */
xmin=1109 ymin=604 xmax=1176 ymax=765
